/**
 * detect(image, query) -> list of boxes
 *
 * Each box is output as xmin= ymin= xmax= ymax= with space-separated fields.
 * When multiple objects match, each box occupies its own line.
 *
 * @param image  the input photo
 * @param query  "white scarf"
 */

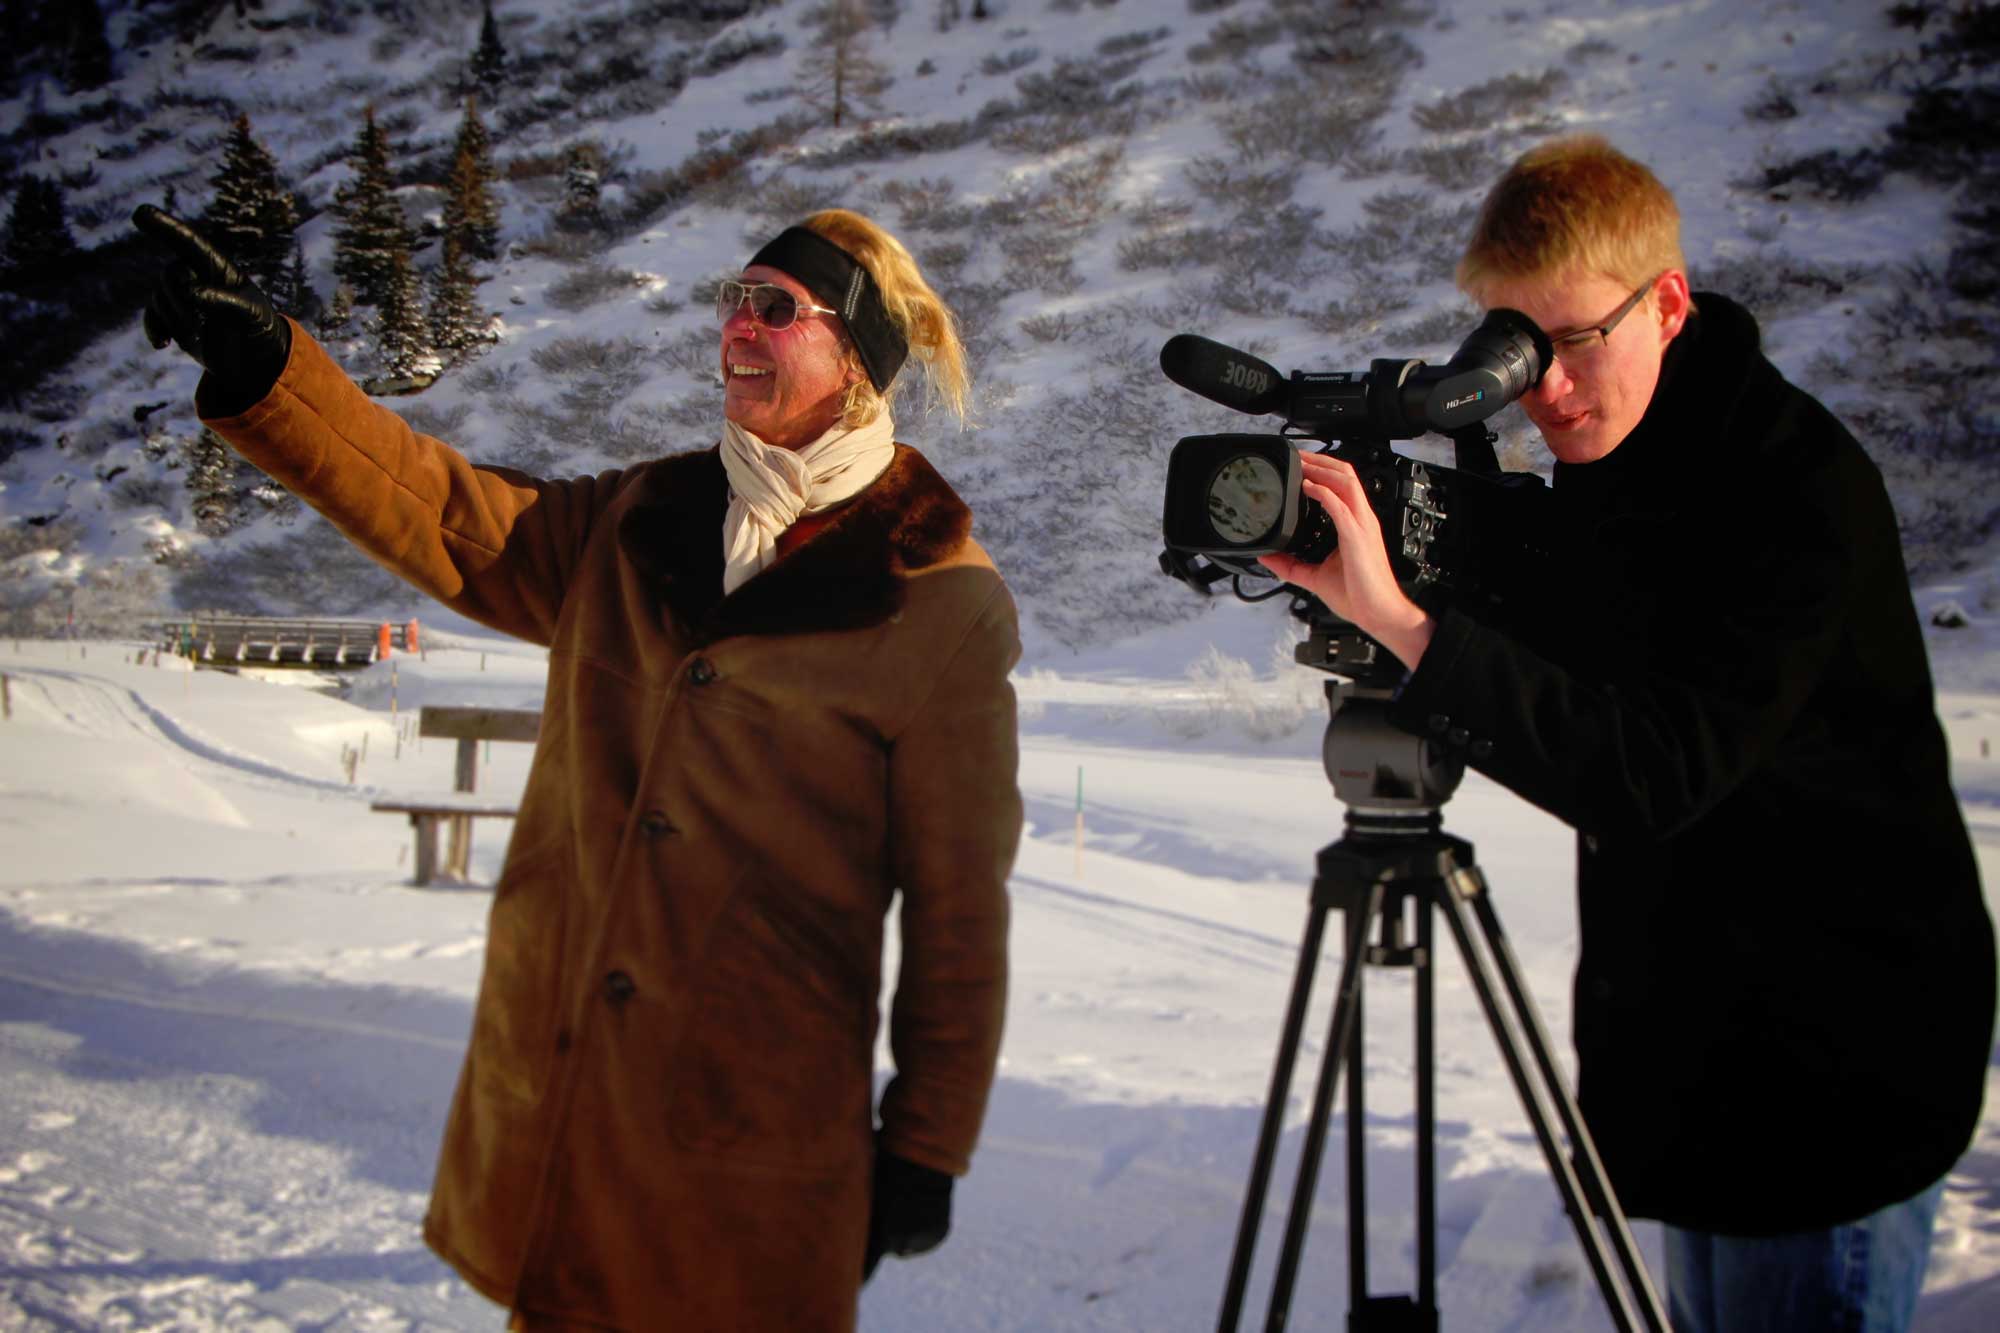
xmin=719 ymin=412 xmax=896 ymax=595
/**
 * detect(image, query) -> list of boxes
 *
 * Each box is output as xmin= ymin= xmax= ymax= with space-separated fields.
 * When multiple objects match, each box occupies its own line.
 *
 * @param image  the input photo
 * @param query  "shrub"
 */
xmin=700 ymin=30 xmax=785 ymax=75
xmin=170 ymin=530 xmax=407 ymax=617
xmin=630 ymin=391 xmax=724 ymax=438
xmin=741 ymin=174 xmax=849 ymax=235
xmin=1025 ymin=147 xmax=1125 ymax=229
xmin=1217 ymin=75 xmax=1388 ymax=168
xmin=879 ymin=176 xmax=980 ymax=231
xmin=1695 ymin=252 xmax=1866 ymax=323
xmin=1383 ymin=304 xmax=1475 ymax=351
xmin=397 ymin=401 xmax=475 ymax=440
xmin=1412 ymin=69 xmax=1567 ymax=134
xmin=545 ymin=263 xmax=647 ymax=311
xmin=1100 ymin=27 xmax=1170 ymax=58
xmin=1184 ymin=155 xmax=1294 ymax=215
xmin=998 ymin=228 xmax=1081 ymax=295
xmin=658 ymin=326 xmax=722 ymax=380
xmin=1749 ymin=149 xmax=1885 ymax=203
xmin=1188 ymin=14 xmax=1284 ymax=63
xmin=917 ymin=238 xmax=971 ymax=281
xmin=1744 ymin=79 xmax=1800 ymax=122
xmin=1401 ymin=138 xmax=1502 ymax=191
xmin=0 ymin=515 xmax=83 ymax=563
xmin=1015 ymin=58 xmax=1142 ymax=117
xmin=531 ymin=336 xmax=652 ymax=414
xmin=1117 ymin=226 xmax=1226 ymax=272
xmin=1298 ymin=289 xmax=1414 ymax=338
xmin=980 ymin=47 xmax=1040 ymax=76
xmin=598 ymin=405 xmax=685 ymax=461
xmin=991 ymin=103 xmax=1136 ymax=155
xmin=1018 ymin=312 xmax=1081 ymax=343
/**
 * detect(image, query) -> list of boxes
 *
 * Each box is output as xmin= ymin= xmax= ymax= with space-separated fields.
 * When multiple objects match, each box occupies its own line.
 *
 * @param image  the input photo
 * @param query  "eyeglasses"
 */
xmin=1547 ymin=273 xmax=1663 ymax=364
xmin=715 ymin=279 xmax=838 ymax=331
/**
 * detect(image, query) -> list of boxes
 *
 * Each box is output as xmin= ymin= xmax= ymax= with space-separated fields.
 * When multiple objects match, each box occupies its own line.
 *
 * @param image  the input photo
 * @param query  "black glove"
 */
xmin=132 ymin=204 xmax=292 ymax=417
xmin=862 ymin=1149 xmax=954 ymax=1282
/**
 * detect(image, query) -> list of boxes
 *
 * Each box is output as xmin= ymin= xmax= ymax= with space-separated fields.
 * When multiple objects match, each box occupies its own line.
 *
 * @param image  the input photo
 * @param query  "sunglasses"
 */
xmin=715 ymin=279 xmax=839 ymax=331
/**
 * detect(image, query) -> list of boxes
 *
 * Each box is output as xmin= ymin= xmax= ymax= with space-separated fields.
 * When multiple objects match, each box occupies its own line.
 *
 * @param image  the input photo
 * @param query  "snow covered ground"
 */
xmin=1 ymin=614 xmax=1995 ymax=1331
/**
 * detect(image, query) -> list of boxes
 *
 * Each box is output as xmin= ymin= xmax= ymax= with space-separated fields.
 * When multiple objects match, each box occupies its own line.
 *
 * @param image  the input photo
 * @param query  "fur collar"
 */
xmin=617 ymin=443 xmax=972 ymax=642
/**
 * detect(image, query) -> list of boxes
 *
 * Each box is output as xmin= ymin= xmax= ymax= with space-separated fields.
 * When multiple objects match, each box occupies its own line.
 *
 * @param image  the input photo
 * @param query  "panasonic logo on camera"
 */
xmin=1444 ymin=389 xmax=1486 ymax=412
xmin=1222 ymin=360 xmax=1272 ymax=395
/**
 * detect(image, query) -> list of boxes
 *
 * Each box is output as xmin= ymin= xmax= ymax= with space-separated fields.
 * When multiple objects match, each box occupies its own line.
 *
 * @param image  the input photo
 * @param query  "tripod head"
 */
xmin=1294 ymin=605 xmax=1464 ymax=830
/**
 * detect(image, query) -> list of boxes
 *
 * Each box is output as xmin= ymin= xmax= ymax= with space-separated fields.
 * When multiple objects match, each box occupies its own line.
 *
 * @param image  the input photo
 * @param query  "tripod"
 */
xmin=1216 ymin=626 xmax=1669 ymax=1333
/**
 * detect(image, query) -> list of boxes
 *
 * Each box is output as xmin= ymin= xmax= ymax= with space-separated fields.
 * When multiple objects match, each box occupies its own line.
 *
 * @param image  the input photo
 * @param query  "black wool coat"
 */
xmin=1393 ymin=293 xmax=1994 ymax=1235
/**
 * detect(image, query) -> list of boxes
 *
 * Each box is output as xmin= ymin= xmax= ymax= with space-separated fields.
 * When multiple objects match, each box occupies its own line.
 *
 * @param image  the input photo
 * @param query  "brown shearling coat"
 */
xmin=202 ymin=325 xmax=1021 ymax=1330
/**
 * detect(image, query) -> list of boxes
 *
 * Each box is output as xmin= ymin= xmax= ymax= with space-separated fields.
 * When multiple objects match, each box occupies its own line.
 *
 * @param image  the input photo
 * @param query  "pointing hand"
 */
xmin=132 ymin=204 xmax=292 ymax=415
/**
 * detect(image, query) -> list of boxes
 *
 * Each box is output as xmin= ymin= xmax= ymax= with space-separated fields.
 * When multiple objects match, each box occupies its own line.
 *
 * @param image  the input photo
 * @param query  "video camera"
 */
xmin=1158 ymin=310 xmax=1555 ymax=610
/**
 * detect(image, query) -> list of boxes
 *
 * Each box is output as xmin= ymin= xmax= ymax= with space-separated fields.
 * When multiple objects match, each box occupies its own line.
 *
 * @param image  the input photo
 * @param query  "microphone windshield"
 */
xmin=1159 ymin=335 xmax=1289 ymax=417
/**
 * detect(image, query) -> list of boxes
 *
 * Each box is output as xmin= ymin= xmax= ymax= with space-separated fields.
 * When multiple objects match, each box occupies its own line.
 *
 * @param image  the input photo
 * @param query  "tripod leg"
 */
xmin=1461 ymin=880 xmax=1672 ymax=1333
xmin=1415 ymin=892 xmax=1437 ymax=1317
xmin=1347 ymin=938 xmax=1367 ymax=1320
xmin=1431 ymin=862 xmax=1668 ymax=1333
xmin=1263 ymin=883 xmax=1382 ymax=1333
xmin=1219 ymin=898 xmax=1335 ymax=1332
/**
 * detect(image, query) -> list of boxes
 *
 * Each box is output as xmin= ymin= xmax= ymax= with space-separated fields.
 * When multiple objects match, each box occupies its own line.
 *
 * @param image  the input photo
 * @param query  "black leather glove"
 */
xmin=862 ymin=1149 xmax=954 ymax=1282
xmin=132 ymin=204 xmax=292 ymax=417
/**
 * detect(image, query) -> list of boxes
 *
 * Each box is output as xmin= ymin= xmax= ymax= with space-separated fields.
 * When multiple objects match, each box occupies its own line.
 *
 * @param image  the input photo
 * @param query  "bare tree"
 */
xmin=800 ymin=0 xmax=891 ymax=130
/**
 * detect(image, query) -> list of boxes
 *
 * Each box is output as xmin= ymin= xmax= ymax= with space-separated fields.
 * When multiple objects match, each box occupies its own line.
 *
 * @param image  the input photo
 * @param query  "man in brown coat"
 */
xmin=134 ymin=203 xmax=1021 ymax=1330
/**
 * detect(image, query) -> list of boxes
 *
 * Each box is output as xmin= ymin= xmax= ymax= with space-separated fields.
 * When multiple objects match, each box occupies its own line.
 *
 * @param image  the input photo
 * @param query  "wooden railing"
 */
xmin=150 ymin=615 xmax=422 ymax=669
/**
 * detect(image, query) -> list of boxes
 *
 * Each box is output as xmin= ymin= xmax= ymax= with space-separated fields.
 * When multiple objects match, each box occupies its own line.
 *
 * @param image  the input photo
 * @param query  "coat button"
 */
xmin=604 ymin=970 xmax=637 ymax=1004
xmin=638 ymin=809 xmax=677 ymax=838
xmin=1469 ymin=738 xmax=1494 ymax=760
xmin=687 ymin=657 xmax=717 ymax=686
xmin=1427 ymin=713 xmax=1451 ymax=735
xmin=1447 ymin=726 xmax=1471 ymax=748
xmin=1589 ymin=977 xmax=1614 ymax=1001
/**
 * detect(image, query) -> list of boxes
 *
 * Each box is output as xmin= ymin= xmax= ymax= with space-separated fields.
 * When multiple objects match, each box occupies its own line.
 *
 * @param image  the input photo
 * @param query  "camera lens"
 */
xmin=1207 ymin=454 xmax=1285 ymax=545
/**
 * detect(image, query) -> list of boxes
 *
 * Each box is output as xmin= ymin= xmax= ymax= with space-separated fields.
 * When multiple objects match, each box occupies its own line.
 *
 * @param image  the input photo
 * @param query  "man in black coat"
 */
xmin=1262 ymin=136 xmax=1994 ymax=1333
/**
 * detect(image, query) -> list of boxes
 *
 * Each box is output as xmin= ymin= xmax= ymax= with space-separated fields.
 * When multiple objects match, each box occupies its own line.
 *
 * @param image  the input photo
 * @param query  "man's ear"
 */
xmin=1654 ymin=270 xmax=1692 ymax=341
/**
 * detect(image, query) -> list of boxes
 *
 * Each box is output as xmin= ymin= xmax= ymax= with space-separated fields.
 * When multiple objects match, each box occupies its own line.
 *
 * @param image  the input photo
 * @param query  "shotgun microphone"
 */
xmin=1158 ymin=335 xmax=1290 ymax=417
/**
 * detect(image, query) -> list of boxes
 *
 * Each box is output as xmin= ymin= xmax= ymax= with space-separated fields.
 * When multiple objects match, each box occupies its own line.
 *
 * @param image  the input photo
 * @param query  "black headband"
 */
xmin=747 ymin=227 xmax=908 ymax=392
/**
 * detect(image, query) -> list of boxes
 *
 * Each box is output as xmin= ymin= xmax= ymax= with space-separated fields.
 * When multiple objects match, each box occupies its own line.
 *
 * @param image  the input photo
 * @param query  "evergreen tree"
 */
xmin=184 ymin=427 xmax=247 ymax=536
xmin=442 ymin=96 xmax=501 ymax=262
xmin=64 ymin=0 xmax=115 ymax=92
xmin=1 ymin=177 xmax=78 ymax=276
xmin=470 ymin=0 xmax=506 ymax=91
xmin=331 ymin=107 xmax=415 ymax=310
xmin=372 ymin=246 xmax=431 ymax=381
xmin=429 ymin=234 xmax=494 ymax=365
xmin=318 ymin=282 xmax=357 ymax=341
xmin=557 ymin=141 xmax=604 ymax=232
xmin=204 ymin=113 xmax=300 ymax=292
xmin=276 ymin=240 xmax=321 ymax=325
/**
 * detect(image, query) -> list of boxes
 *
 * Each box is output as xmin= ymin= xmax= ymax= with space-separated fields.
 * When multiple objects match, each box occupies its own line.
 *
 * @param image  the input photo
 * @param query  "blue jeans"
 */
xmin=1663 ymin=1180 xmax=1945 ymax=1333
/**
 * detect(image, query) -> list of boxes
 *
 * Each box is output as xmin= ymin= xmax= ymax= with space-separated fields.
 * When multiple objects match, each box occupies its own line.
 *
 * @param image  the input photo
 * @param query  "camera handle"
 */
xmin=1216 ymin=675 xmax=1668 ymax=1333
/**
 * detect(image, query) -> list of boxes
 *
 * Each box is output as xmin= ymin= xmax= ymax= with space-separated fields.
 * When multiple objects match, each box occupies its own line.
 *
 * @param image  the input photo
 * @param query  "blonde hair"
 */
xmin=801 ymin=208 xmax=972 ymax=431
xmin=1456 ymin=135 xmax=1687 ymax=297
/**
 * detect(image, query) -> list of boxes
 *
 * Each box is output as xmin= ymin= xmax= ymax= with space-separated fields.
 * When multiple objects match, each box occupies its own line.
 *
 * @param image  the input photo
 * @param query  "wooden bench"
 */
xmin=373 ymin=705 xmax=540 ymax=885
xmin=371 ymin=792 xmax=525 ymax=887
